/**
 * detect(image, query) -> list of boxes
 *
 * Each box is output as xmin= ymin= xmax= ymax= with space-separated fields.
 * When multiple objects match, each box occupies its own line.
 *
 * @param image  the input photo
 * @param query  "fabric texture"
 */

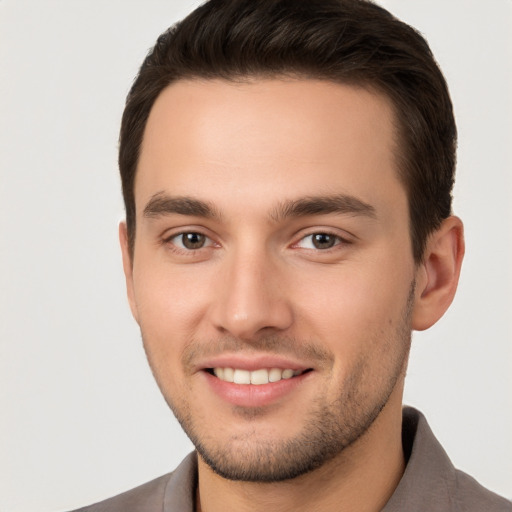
xmin=70 ymin=407 xmax=510 ymax=511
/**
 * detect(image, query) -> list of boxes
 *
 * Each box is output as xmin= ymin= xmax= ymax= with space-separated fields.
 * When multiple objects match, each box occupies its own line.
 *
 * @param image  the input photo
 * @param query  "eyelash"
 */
xmin=162 ymin=230 xmax=350 ymax=254
xmin=162 ymin=231 xmax=216 ymax=254
xmin=293 ymin=232 xmax=349 ymax=251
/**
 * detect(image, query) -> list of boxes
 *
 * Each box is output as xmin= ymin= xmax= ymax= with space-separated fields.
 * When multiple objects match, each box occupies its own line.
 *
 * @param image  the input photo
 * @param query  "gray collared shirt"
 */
xmin=72 ymin=407 xmax=510 ymax=511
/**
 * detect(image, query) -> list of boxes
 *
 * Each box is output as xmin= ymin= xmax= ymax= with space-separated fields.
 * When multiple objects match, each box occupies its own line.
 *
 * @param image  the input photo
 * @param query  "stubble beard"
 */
xmin=144 ymin=284 xmax=414 ymax=483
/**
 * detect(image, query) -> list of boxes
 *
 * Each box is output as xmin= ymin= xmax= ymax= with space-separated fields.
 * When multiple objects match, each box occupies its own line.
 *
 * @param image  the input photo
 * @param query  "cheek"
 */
xmin=133 ymin=261 xmax=212 ymax=335
xmin=132 ymin=267 xmax=201 ymax=389
xmin=294 ymin=269 xmax=412 ymax=401
xmin=297 ymin=266 xmax=406 ymax=316
xmin=292 ymin=261 xmax=413 ymax=353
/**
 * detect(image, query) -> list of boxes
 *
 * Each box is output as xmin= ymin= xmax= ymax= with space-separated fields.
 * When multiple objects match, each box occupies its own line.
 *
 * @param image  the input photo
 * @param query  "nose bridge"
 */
xmin=212 ymin=241 xmax=292 ymax=338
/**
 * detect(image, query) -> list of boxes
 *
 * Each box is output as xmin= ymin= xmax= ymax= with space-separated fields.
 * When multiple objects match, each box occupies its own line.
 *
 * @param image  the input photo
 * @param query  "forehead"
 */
xmin=136 ymin=78 xmax=404 ymax=215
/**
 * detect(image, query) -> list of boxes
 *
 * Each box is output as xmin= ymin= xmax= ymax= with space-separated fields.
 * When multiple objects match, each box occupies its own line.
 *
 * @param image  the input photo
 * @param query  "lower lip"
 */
xmin=203 ymin=371 xmax=312 ymax=408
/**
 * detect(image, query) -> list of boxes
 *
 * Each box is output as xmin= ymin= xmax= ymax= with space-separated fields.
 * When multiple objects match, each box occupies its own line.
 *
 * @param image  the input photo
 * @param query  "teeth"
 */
xmin=250 ymin=369 xmax=269 ymax=385
xmin=212 ymin=367 xmax=303 ymax=385
xmin=268 ymin=368 xmax=282 ymax=382
xmin=233 ymin=369 xmax=251 ymax=384
xmin=223 ymin=367 xmax=234 ymax=382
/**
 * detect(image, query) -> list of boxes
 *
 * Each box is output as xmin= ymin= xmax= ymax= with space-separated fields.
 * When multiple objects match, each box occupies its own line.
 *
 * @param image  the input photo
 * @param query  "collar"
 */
xmin=162 ymin=407 xmax=509 ymax=511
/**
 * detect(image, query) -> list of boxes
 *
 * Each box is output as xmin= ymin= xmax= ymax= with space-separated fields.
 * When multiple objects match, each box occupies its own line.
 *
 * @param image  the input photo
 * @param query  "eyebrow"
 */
xmin=143 ymin=193 xmax=221 ymax=220
xmin=269 ymin=194 xmax=376 ymax=222
xmin=142 ymin=192 xmax=376 ymax=222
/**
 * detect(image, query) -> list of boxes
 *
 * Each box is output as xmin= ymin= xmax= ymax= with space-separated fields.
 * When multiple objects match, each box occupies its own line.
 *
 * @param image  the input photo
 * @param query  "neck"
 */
xmin=196 ymin=392 xmax=405 ymax=512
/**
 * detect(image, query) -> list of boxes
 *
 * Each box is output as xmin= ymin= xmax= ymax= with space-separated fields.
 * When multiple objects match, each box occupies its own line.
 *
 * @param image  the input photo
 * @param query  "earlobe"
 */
xmin=412 ymin=216 xmax=465 ymax=331
xmin=119 ymin=221 xmax=140 ymax=324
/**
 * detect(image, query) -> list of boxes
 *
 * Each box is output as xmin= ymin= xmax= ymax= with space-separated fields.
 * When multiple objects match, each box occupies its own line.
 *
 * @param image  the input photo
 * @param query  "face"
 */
xmin=122 ymin=79 xmax=418 ymax=481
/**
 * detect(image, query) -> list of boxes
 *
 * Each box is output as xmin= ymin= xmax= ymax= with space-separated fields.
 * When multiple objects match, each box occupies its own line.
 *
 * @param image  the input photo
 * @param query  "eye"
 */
xmin=169 ymin=232 xmax=211 ymax=250
xmin=296 ymin=232 xmax=343 ymax=250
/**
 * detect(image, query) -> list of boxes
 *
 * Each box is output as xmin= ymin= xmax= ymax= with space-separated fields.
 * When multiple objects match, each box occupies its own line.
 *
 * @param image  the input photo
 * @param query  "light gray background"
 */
xmin=1 ymin=1 xmax=510 ymax=510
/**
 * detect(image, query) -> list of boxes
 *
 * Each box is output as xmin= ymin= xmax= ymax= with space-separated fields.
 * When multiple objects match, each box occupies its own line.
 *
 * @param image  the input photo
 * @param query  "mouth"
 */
xmin=205 ymin=367 xmax=313 ymax=385
xmin=201 ymin=361 xmax=315 ymax=408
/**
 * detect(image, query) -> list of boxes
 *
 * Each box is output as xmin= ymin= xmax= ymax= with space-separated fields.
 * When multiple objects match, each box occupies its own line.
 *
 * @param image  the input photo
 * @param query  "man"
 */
xmin=74 ymin=0 xmax=510 ymax=510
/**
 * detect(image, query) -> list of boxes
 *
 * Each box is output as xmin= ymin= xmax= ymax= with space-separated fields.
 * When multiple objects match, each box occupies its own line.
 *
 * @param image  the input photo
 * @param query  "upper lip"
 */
xmin=195 ymin=354 xmax=313 ymax=373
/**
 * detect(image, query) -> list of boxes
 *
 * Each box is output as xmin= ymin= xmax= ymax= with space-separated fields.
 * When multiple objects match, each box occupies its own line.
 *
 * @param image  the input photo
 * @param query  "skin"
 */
xmin=120 ymin=79 xmax=464 ymax=512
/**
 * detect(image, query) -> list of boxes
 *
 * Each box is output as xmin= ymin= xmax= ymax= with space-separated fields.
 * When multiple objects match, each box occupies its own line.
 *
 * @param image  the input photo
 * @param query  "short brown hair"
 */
xmin=119 ymin=0 xmax=456 ymax=262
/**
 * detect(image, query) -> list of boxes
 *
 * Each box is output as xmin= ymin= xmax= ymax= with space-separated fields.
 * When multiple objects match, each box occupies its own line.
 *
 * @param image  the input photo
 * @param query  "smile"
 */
xmin=210 ymin=367 xmax=308 ymax=385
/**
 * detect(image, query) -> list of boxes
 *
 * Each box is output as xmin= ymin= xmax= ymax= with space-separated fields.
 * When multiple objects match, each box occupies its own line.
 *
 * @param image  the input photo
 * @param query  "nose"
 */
xmin=210 ymin=247 xmax=294 ymax=340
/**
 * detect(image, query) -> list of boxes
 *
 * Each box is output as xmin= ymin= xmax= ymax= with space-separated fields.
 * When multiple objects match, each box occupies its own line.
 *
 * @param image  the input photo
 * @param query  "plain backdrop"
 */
xmin=1 ymin=1 xmax=511 ymax=510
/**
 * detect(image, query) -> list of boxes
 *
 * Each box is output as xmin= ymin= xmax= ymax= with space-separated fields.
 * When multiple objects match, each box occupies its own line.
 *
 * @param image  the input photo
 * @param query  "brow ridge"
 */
xmin=143 ymin=193 xmax=221 ymax=219
xmin=269 ymin=194 xmax=376 ymax=222
xmin=143 ymin=192 xmax=376 ymax=223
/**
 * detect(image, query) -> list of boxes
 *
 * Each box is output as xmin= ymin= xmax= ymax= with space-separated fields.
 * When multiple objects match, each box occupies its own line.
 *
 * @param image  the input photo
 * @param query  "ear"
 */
xmin=119 ymin=221 xmax=140 ymax=324
xmin=412 ymin=216 xmax=465 ymax=331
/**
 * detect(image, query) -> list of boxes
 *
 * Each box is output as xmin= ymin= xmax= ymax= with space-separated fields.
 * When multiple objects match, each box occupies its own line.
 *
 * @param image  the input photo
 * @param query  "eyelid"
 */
xmin=171 ymin=232 xmax=214 ymax=249
xmin=161 ymin=224 xmax=212 ymax=240
xmin=291 ymin=228 xmax=353 ymax=248
xmin=308 ymin=233 xmax=339 ymax=245
xmin=161 ymin=226 xmax=219 ymax=252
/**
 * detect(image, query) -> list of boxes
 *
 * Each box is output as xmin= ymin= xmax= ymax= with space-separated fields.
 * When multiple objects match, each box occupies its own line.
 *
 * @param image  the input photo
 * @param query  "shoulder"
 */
xmin=453 ymin=470 xmax=511 ymax=512
xmin=69 ymin=472 xmax=173 ymax=512
xmin=383 ymin=407 xmax=511 ymax=512
xmin=67 ymin=452 xmax=198 ymax=512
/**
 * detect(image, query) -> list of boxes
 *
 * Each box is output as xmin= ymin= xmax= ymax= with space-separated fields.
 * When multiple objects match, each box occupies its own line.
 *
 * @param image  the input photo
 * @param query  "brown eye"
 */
xmin=311 ymin=233 xmax=337 ymax=249
xmin=180 ymin=232 xmax=206 ymax=249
